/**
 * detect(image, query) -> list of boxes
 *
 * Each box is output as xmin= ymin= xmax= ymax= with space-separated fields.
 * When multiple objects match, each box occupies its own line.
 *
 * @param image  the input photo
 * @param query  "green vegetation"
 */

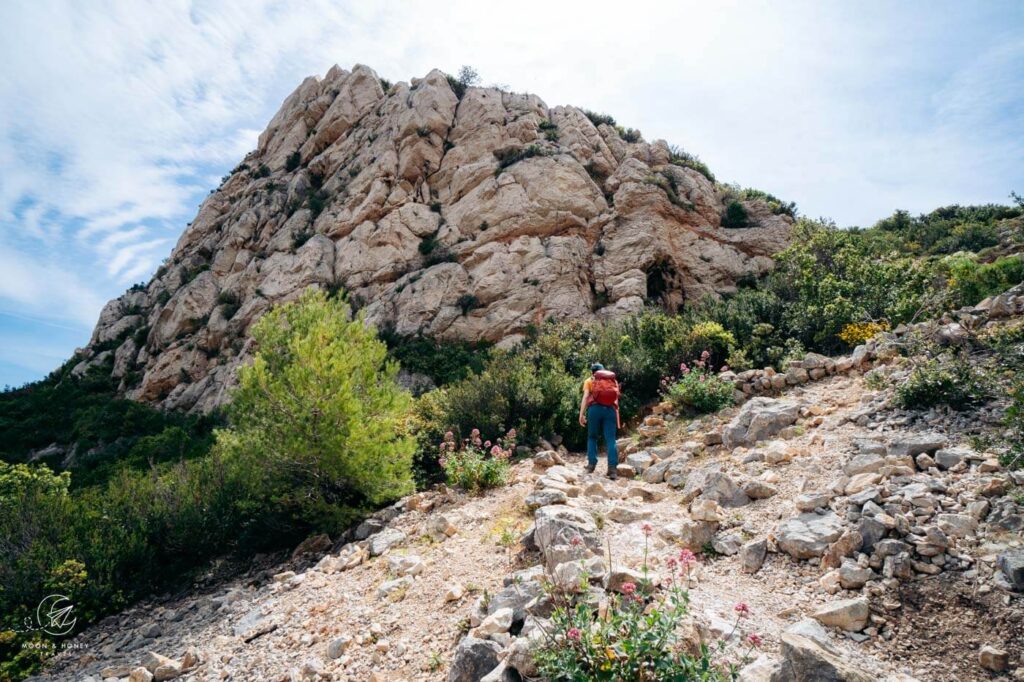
xmin=0 ymin=291 xmax=414 ymax=680
xmin=2 ymin=197 xmax=1022 ymax=679
xmin=285 ymin=150 xmax=301 ymax=172
xmin=721 ymin=200 xmax=749 ymax=228
xmin=646 ymin=173 xmax=693 ymax=210
xmin=446 ymin=65 xmax=480 ymax=99
xmin=618 ymin=126 xmax=641 ymax=143
xmin=868 ymin=204 xmax=1020 ymax=256
xmin=667 ymin=145 xmax=715 ymax=183
xmin=0 ymin=359 xmax=217 ymax=489
xmin=535 ymin=541 xmax=757 ymax=680
xmin=663 ymin=352 xmax=736 ymax=414
xmin=438 ymin=428 xmax=514 ymax=494
xmin=380 ymin=332 xmax=490 ymax=386
xmin=894 ymin=351 xmax=990 ymax=410
xmin=731 ymin=187 xmax=797 ymax=218
xmin=582 ymin=110 xmax=616 ymax=127
xmin=216 ymin=289 xmax=415 ymax=526
xmin=494 ymin=144 xmax=548 ymax=173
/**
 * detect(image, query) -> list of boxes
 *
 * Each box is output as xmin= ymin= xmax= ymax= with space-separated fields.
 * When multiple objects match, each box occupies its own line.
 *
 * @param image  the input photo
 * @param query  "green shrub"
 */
xmin=663 ymin=354 xmax=735 ymax=414
xmin=942 ymin=253 xmax=1024 ymax=308
xmin=219 ymin=289 xmax=415 ymax=527
xmin=736 ymin=187 xmax=797 ymax=218
xmin=494 ymin=144 xmax=547 ymax=172
xmin=438 ymin=428 xmax=514 ymax=494
xmin=534 ymin=539 xmax=758 ymax=681
xmin=381 ymin=332 xmax=490 ymax=386
xmin=285 ymin=151 xmax=301 ymax=172
xmin=1001 ymin=380 xmax=1024 ymax=470
xmin=667 ymin=145 xmax=715 ymax=183
xmin=721 ymin=201 xmax=749 ymax=228
xmin=618 ymin=127 xmax=641 ymax=143
xmin=871 ymin=204 xmax=1020 ymax=256
xmin=445 ymin=66 xmax=479 ymax=100
xmin=583 ymin=110 xmax=616 ymax=127
xmin=680 ymin=322 xmax=736 ymax=370
xmin=457 ymin=294 xmax=480 ymax=315
xmin=894 ymin=352 xmax=989 ymax=410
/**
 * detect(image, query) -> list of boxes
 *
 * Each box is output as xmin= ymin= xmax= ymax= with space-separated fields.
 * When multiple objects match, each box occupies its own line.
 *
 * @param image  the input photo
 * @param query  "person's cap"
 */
xmin=591 ymin=363 xmax=604 ymax=372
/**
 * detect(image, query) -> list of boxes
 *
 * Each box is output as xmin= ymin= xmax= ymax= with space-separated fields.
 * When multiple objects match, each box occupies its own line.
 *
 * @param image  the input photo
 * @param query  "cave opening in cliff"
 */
xmin=645 ymin=258 xmax=683 ymax=312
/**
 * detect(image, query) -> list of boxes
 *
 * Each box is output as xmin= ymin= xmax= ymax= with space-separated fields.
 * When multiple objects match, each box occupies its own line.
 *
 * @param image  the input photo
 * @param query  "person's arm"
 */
xmin=579 ymin=388 xmax=590 ymax=426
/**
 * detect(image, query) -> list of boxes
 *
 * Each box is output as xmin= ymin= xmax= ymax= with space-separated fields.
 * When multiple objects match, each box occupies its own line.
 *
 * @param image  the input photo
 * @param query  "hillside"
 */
xmin=73 ymin=64 xmax=793 ymax=414
xmin=29 ymin=287 xmax=1024 ymax=681
xmin=4 ymin=63 xmax=1024 ymax=682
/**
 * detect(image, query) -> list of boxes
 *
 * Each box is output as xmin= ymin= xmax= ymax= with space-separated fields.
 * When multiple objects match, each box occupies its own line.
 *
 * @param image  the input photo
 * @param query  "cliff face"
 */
xmin=78 ymin=64 xmax=794 ymax=412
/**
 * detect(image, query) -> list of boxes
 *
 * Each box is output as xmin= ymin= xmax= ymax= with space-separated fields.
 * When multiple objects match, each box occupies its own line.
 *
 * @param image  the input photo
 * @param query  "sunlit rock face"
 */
xmin=78 ymin=64 xmax=793 ymax=412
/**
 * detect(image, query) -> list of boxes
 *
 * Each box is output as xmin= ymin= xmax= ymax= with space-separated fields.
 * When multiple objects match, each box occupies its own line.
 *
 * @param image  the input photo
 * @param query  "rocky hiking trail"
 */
xmin=33 ymin=299 xmax=1024 ymax=682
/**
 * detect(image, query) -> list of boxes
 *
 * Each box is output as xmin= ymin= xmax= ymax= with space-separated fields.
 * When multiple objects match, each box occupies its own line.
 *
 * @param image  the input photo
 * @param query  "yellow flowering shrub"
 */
xmin=838 ymin=321 xmax=889 ymax=346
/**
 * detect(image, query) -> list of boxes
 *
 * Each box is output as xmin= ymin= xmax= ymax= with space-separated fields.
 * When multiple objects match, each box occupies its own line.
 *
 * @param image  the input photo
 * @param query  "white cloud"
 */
xmin=0 ymin=246 xmax=106 ymax=327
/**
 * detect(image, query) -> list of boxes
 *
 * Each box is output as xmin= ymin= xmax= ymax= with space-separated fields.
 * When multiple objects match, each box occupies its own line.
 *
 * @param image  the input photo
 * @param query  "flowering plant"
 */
xmin=660 ymin=351 xmax=735 ymax=414
xmin=534 ymin=526 xmax=760 ymax=680
xmin=438 ymin=428 xmax=516 ymax=494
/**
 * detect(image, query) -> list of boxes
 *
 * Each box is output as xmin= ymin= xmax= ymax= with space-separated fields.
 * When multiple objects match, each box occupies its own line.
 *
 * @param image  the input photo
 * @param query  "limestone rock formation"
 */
xmin=76 ymin=64 xmax=794 ymax=412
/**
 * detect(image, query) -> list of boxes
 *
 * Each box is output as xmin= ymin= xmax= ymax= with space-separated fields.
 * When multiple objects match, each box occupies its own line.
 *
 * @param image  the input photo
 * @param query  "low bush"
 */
xmin=534 ymin=531 xmax=759 ymax=680
xmin=439 ymin=428 xmax=514 ymax=494
xmin=494 ymin=144 xmax=548 ymax=173
xmin=667 ymin=145 xmax=715 ymax=183
xmin=941 ymin=253 xmax=1024 ymax=308
xmin=662 ymin=352 xmax=735 ymax=414
xmin=583 ymin=110 xmax=616 ymax=127
xmin=380 ymin=332 xmax=490 ymax=386
xmin=894 ymin=352 xmax=990 ymax=410
xmin=838 ymin=321 xmax=889 ymax=346
xmin=1001 ymin=380 xmax=1024 ymax=470
xmin=721 ymin=201 xmax=749 ymax=228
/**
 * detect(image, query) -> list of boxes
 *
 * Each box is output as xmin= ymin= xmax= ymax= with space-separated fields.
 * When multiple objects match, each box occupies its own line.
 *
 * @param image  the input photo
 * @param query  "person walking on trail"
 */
xmin=579 ymin=362 xmax=621 ymax=479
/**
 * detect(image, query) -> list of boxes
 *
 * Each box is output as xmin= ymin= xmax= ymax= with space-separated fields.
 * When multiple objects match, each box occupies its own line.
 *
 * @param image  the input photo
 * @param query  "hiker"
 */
xmin=579 ymin=363 xmax=621 ymax=479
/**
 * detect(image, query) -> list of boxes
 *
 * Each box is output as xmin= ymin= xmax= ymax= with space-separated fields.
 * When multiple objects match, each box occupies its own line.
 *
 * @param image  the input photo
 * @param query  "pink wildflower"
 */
xmin=471 ymin=428 xmax=480 ymax=436
xmin=641 ymin=523 xmax=653 ymax=537
xmin=567 ymin=627 xmax=581 ymax=641
xmin=439 ymin=457 xmax=448 ymax=467
xmin=746 ymin=633 xmax=763 ymax=648
xmin=484 ymin=440 xmax=492 ymax=448
xmin=570 ymin=535 xmax=583 ymax=547
xmin=701 ymin=350 xmax=710 ymax=360
xmin=721 ymin=365 xmax=729 ymax=372
xmin=734 ymin=602 xmax=751 ymax=617
xmin=621 ymin=582 xmax=637 ymax=595
xmin=666 ymin=557 xmax=678 ymax=570
xmin=678 ymin=549 xmax=697 ymax=567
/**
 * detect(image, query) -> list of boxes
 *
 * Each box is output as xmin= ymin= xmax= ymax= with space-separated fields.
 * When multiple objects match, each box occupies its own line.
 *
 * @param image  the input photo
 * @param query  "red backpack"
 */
xmin=590 ymin=370 xmax=620 ymax=407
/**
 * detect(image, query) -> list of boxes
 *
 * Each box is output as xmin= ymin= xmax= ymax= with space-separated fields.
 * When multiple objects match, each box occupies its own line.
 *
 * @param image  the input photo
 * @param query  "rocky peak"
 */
xmin=78 ymin=64 xmax=794 ymax=413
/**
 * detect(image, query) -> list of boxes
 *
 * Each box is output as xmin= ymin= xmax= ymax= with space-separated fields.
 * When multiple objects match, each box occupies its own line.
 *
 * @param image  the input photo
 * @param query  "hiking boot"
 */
xmin=584 ymin=463 xmax=596 ymax=474
xmin=607 ymin=470 xmax=618 ymax=480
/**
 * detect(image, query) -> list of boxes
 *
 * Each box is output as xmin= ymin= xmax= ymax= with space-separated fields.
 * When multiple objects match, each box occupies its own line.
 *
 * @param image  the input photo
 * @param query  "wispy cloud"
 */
xmin=0 ymin=0 xmax=1021 ymax=387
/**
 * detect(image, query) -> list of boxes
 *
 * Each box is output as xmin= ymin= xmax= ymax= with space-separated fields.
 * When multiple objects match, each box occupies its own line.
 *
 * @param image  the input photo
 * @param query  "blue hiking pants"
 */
xmin=586 ymin=404 xmax=618 ymax=468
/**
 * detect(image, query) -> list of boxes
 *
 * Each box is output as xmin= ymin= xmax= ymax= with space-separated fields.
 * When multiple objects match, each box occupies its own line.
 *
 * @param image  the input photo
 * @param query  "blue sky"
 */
xmin=0 ymin=0 xmax=1022 ymax=388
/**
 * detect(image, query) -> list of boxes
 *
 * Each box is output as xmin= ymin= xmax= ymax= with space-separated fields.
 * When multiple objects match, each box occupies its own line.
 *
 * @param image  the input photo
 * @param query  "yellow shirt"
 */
xmin=583 ymin=377 xmax=593 ymax=394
